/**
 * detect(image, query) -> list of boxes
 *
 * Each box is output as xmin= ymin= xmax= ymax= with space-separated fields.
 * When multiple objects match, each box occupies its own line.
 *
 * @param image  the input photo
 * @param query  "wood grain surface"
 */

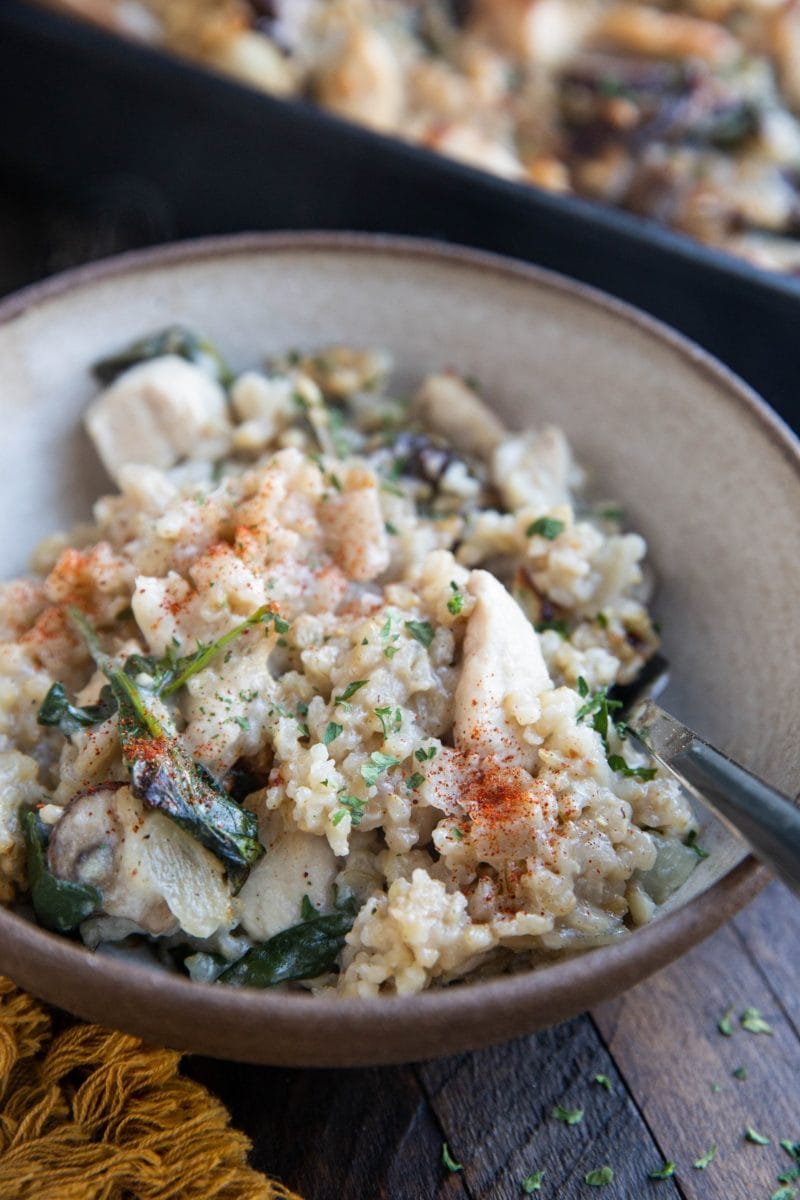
xmin=1 ymin=177 xmax=798 ymax=1200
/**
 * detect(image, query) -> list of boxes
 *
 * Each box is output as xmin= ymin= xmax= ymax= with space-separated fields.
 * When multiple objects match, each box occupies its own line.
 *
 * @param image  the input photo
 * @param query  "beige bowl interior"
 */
xmin=0 ymin=234 xmax=797 ymax=1066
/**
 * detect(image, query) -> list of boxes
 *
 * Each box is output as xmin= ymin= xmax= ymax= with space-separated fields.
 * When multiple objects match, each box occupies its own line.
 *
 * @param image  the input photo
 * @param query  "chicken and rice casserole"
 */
xmin=45 ymin=0 xmax=800 ymax=273
xmin=0 ymin=330 xmax=699 ymax=995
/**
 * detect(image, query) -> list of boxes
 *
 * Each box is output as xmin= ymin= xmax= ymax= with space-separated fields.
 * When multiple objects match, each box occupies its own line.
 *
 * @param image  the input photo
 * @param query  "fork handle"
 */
xmin=634 ymin=703 xmax=800 ymax=897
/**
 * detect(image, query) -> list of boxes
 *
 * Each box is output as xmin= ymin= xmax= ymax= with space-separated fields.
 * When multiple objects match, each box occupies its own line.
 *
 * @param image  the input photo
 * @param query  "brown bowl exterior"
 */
xmin=0 ymin=233 xmax=797 ymax=1066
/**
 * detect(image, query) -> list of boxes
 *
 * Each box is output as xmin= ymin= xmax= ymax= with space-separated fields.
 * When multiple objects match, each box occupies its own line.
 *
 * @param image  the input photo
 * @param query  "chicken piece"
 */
xmin=236 ymin=806 xmax=338 ymax=941
xmin=319 ymin=466 xmax=390 ymax=582
xmin=48 ymin=785 xmax=233 ymax=939
xmin=454 ymin=569 xmax=551 ymax=771
xmin=84 ymin=355 xmax=232 ymax=484
xmin=314 ymin=25 xmax=404 ymax=133
xmin=471 ymin=0 xmax=600 ymax=66
xmin=593 ymin=4 xmax=741 ymax=65
xmin=206 ymin=30 xmax=298 ymax=95
xmin=492 ymin=425 xmax=577 ymax=511
xmin=422 ymin=122 xmax=524 ymax=180
xmin=411 ymin=373 xmax=506 ymax=461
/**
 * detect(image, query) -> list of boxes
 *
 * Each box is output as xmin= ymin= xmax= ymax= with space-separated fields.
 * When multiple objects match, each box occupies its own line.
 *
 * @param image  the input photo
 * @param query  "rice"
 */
xmin=0 ymin=333 xmax=696 ymax=995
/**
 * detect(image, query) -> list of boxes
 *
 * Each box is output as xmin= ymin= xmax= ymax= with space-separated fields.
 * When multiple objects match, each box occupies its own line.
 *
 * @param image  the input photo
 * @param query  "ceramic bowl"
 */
xmin=0 ymin=234 xmax=797 ymax=1066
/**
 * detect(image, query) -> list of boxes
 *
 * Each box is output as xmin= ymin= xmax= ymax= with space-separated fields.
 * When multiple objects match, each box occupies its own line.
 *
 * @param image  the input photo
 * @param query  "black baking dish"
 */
xmin=1 ymin=0 xmax=798 ymax=425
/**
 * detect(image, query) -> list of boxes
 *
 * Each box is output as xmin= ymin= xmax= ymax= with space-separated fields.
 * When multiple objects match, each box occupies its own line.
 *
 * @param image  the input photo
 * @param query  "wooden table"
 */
xmin=2 ymin=185 xmax=798 ymax=1200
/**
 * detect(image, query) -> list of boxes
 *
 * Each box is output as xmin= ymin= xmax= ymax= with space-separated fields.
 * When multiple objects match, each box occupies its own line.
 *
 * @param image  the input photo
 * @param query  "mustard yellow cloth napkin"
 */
xmin=0 ymin=977 xmax=303 ymax=1200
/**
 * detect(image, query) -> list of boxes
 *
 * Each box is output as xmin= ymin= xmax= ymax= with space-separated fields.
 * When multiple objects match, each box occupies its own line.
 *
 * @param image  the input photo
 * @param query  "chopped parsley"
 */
xmin=300 ymin=895 xmax=316 ymax=920
xmin=781 ymin=1141 xmax=800 ymax=1160
xmin=577 ymin=675 xmax=590 ymax=697
xmin=771 ymin=1189 xmax=799 ymax=1200
xmin=415 ymin=745 xmax=437 ymax=762
xmin=323 ymin=722 xmax=343 ymax=745
xmin=385 ymin=521 xmax=398 ymax=535
xmin=552 ymin=1105 xmax=583 ymax=1125
xmin=596 ymin=611 xmax=609 ymax=629
xmin=527 ymin=516 xmax=564 ymax=540
xmin=451 ymin=827 xmax=464 ymax=841
xmin=693 ymin=1145 xmax=717 ymax=1169
xmin=718 ymin=1005 xmax=735 ymax=1036
xmin=384 ymin=645 xmax=399 ymax=660
xmin=273 ymin=615 xmax=290 ymax=635
xmin=522 ymin=1170 xmax=544 ymax=1192
xmin=332 ymin=793 xmax=366 ymax=827
xmin=593 ymin=1073 xmax=613 ymax=1092
xmin=361 ymin=751 xmax=400 ymax=787
xmin=733 ymin=1066 xmax=747 ymax=1081
xmin=648 ymin=1162 xmax=675 ymax=1180
xmin=447 ymin=581 xmax=464 ymax=615
xmin=687 ymin=829 xmax=710 ymax=859
xmin=441 ymin=1143 xmax=462 ymax=1173
xmin=745 ymin=1127 xmax=770 ymax=1145
xmin=335 ymin=680 xmax=368 ymax=704
xmin=405 ymin=619 xmax=435 ymax=648
xmin=406 ymin=772 xmax=425 ymax=791
xmin=584 ymin=1166 xmax=614 ymax=1187
xmin=374 ymin=708 xmax=402 ymax=740
xmin=741 ymin=1007 xmax=773 ymax=1035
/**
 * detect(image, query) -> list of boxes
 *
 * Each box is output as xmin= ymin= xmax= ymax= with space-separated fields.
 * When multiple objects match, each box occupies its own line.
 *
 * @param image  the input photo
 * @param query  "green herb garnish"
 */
xmin=405 ymin=620 xmax=435 ymax=648
xmin=648 ymin=1162 xmax=675 ymax=1180
xmin=375 ymin=706 xmax=402 ymax=738
xmin=406 ymin=773 xmax=425 ymax=791
xmin=522 ymin=1170 xmax=544 ymax=1192
xmin=593 ymin=1073 xmax=613 ymax=1091
xmin=335 ymin=680 xmax=368 ymax=704
xmin=741 ymin=1007 xmax=773 ymax=1035
xmin=693 ymin=1145 xmax=717 ymax=1169
xmin=300 ymin=895 xmax=317 ymax=921
xmin=745 ymin=1127 xmax=770 ymax=1145
xmin=527 ymin=517 xmax=564 ymax=540
xmin=733 ymin=1066 xmax=747 ymax=1080
xmin=552 ymin=1105 xmax=583 ymax=1125
xmin=584 ymin=1166 xmax=614 ymax=1187
xmin=447 ymin=582 xmax=464 ymax=616
xmin=718 ymin=1005 xmax=735 ymax=1036
xmin=361 ymin=752 xmax=400 ymax=787
xmin=441 ymin=1143 xmax=462 ymax=1173
xmin=323 ymin=722 xmax=343 ymax=746
xmin=333 ymin=793 xmax=366 ymax=827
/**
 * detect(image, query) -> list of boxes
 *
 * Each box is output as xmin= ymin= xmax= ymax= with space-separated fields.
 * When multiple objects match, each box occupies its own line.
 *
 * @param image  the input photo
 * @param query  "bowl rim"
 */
xmin=0 ymin=230 xmax=795 ymax=1063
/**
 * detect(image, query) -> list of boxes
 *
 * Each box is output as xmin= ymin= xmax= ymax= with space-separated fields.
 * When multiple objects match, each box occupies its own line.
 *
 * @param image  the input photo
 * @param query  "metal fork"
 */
xmin=612 ymin=655 xmax=800 ymax=897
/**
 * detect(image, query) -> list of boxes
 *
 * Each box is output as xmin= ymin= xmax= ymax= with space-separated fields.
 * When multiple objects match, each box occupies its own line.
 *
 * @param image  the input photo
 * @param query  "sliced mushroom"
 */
xmin=48 ymin=784 xmax=233 ymax=940
xmin=454 ymin=569 xmax=551 ymax=771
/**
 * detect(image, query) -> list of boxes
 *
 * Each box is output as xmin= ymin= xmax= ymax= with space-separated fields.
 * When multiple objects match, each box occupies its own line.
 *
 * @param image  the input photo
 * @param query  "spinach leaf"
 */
xmin=37 ymin=681 xmax=117 ymax=735
xmin=70 ymin=608 xmax=264 ymax=892
xmin=219 ymin=902 xmax=357 ymax=988
xmin=23 ymin=809 xmax=102 ymax=933
xmin=92 ymin=325 xmax=233 ymax=387
xmin=128 ymin=751 xmax=263 ymax=894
